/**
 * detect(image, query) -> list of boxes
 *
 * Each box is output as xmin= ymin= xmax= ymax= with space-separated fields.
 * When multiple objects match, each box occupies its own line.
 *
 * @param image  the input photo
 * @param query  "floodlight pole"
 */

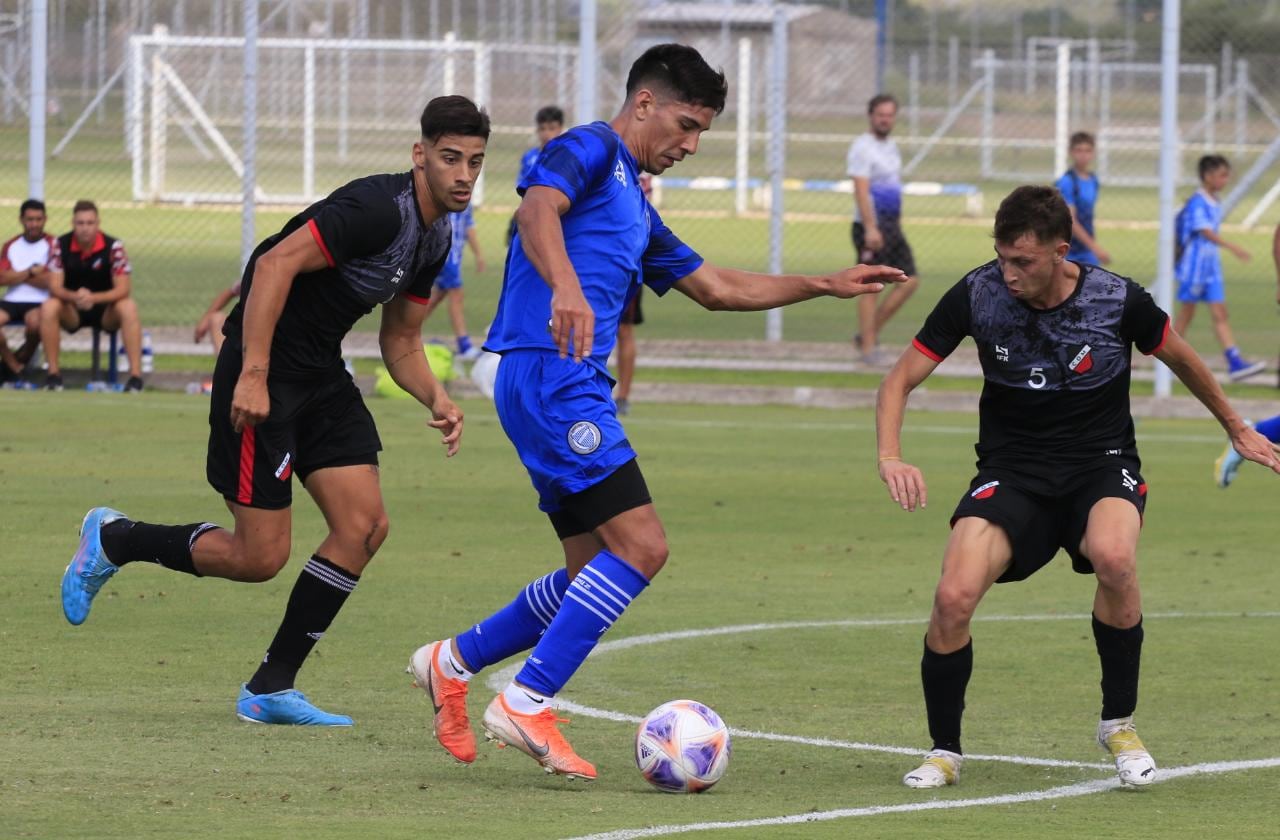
xmin=241 ymin=0 xmax=259 ymax=272
xmin=1153 ymin=0 xmax=1180 ymax=399
xmin=28 ymin=0 xmax=49 ymax=200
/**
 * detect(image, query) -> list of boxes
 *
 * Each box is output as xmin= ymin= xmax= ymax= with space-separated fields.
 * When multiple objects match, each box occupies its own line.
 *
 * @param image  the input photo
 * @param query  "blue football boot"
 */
xmin=61 ymin=506 xmax=127 ymax=626
xmin=236 ymin=685 xmax=354 ymax=726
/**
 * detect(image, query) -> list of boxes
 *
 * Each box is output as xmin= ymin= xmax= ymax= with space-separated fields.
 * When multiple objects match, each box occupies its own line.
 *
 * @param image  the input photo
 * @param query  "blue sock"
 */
xmin=515 ymin=550 xmax=649 ymax=696
xmin=1225 ymin=346 xmax=1242 ymax=363
xmin=1255 ymin=415 xmax=1280 ymax=443
xmin=457 ymin=335 xmax=473 ymax=355
xmin=455 ymin=569 xmax=568 ymax=672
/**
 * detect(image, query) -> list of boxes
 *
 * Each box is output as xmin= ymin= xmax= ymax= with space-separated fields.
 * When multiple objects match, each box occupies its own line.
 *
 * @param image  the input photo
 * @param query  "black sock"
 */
xmin=922 ymin=637 xmax=973 ymax=755
xmin=1093 ymin=613 xmax=1143 ymax=720
xmin=99 ymin=519 xmax=217 ymax=577
xmin=246 ymin=555 xmax=360 ymax=696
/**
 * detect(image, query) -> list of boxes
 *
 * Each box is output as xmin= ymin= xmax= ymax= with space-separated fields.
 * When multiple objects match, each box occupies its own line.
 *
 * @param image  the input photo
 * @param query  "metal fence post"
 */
xmin=766 ymin=5 xmax=788 ymax=343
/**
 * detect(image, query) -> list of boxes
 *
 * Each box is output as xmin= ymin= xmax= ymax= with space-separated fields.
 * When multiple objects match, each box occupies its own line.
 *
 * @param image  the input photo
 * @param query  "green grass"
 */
xmin=1 ymin=394 xmax=1277 ymax=838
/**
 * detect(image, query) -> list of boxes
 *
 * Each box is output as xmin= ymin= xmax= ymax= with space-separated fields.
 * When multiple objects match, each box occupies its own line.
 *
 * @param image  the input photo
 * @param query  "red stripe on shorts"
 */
xmin=237 ymin=426 xmax=256 ymax=505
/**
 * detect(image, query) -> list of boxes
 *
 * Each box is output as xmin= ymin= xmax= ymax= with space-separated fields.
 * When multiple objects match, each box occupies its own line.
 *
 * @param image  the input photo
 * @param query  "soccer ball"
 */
xmin=635 ymin=699 xmax=731 ymax=793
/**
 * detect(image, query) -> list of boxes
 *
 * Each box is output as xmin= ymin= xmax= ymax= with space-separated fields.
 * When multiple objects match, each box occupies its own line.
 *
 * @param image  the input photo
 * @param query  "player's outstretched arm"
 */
xmin=515 ymin=185 xmax=593 ymax=362
xmin=1155 ymin=328 xmax=1280 ymax=474
xmin=379 ymin=295 xmax=464 ymax=457
xmin=875 ymin=346 xmax=941 ymax=511
xmin=673 ymin=262 xmax=906 ymax=312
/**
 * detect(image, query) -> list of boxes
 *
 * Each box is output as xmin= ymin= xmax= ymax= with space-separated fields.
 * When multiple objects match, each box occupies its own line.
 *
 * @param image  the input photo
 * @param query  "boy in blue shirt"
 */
xmin=506 ymin=105 xmax=565 ymax=245
xmin=1055 ymin=131 xmax=1110 ymax=266
xmin=407 ymin=44 xmax=904 ymax=780
xmin=1173 ymin=154 xmax=1264 ymax=380
xmin=422 ymin=205 xmax=486 ymax=359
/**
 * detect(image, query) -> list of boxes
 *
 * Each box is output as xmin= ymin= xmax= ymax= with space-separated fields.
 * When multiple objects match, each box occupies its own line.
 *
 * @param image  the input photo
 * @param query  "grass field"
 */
xmin=2 ymin=392 xmax=1278 ymax=838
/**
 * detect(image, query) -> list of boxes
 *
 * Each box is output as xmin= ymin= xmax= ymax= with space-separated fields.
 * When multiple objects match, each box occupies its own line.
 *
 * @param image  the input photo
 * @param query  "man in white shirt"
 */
xmin=0 ymin=199 xmax=54 ymax=381
xmin=847 ymin=94 xmax=920 ymax=365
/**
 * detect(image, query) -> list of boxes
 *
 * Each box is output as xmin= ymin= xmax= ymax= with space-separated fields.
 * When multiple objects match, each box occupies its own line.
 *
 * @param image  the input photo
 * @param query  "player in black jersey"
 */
xmin=876 ymin=186 xmax=1280 ymax=789
xmin=59 ymin=96 xmax=488 ymax=726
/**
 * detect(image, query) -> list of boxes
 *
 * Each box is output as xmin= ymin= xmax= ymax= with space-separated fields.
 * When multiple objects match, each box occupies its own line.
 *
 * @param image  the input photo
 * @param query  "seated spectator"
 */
xmin=40 ymin=200 xmax=145 ymax=391
xmin=0 ymin=199 xmax=54 ymax=383
xmin=194 ymin=280 xmax=241 ymax=354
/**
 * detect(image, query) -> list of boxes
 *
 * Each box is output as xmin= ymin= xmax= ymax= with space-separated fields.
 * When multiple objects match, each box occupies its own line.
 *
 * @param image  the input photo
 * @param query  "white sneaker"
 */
xmin=458 ymin=346 xmax=482 ymax=362
xmin=902 ymin=749 xmax=962 ymax=788
xmin=1098 ymin=716 xmax=1157 ymax=786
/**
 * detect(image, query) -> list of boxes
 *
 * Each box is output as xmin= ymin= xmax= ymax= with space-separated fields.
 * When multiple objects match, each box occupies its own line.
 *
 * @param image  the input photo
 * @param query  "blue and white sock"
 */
xmin=454 ymin=569 xmax=569 ymax=673
xmin=1255 ymin=414 xmax=1280 ymax=443
xmin=457 ymin=335 xmax=473 ymax=355
xmin=513 ymin=550 xmax=649 ymax=699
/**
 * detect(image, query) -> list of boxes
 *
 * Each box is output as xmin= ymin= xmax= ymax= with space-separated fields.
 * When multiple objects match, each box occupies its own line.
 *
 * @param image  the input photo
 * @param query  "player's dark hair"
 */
xmin=625 ymin=43 xmax=727 ymax=114
xmin=19 ymin=198 xmax=45 ymax=216
xmin=1069 ymin=131 xmax=1095 ymax=148
xmin=72 ymin=199 xmax=98 ymax=216
xmin=867 ymin=93 xmax=898 ymax=114
xmin=994 ymin=186 xmax=1073 ymax=246
xmin=419 ymin=95 xmax=491 ymax=143
xmin=1198 ymin=154 xmax=1230 ymax=180
xmin=535 ymin=105 xmax=564 ymax=126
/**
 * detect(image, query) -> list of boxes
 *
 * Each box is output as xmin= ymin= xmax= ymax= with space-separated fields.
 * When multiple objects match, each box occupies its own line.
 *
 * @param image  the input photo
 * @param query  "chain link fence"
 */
xmin=4 ymin=1 xmax=1280 ymax=361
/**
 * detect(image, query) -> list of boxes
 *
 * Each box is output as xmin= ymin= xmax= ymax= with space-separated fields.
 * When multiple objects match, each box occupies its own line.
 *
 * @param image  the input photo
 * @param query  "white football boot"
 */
xmin=1098 ymin=716 xmax=1157 ymax=787
xmin=902 ymin=749 xmax=963 ymax=788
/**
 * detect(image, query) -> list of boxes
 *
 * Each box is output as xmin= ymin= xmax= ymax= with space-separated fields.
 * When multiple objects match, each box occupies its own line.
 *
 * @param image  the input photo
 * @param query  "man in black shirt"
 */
xmin=59 ymin=96 xmax=488 ymax=726
xmin=40 ymin=200 xmax=145 ymax=391
xmin=877 ymin=186 xmax=1279 ymax=789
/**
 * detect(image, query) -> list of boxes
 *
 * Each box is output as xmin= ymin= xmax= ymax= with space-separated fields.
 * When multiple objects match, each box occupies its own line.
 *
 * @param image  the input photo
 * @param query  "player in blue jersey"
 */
xmin=1172 ymin=155 xmax=1264 ymax=380
xmin=1215 ymin=219 xmax=1280 ymax=484
xmin=1055 ymin=131 xmax=1110 ymax=267
xmin=422 ymin=204 xmax=486 ymax=359
xmin=407 ymin=44 xmax=904 ymax=779
xmin=507 ymin=105 xmax=565 ymax=245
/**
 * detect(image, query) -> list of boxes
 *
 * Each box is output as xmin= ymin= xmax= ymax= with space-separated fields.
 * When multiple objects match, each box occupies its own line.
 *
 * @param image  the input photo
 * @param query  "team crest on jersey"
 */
xmin=1068 ymin=343 xmax=1094 ymax=374
xmin=970 ymin=480 xmax=999 ymax=499
xmin=567 ymin=421 xmax=602 ymax=455
xmin=994 ymin=344 xmax=1009 ymax=363
xmin=275 ymin=453 xmax=292 ymax=480
xmin=614 ymin=160 xmax=627 ymax=186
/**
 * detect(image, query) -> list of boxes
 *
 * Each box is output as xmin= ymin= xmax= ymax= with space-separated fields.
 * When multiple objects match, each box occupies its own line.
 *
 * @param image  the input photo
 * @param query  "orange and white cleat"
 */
xmin=407 ymin=641 xmax=476 ymax=764
xmin=481 ymin=693 xmax=597 ymax=780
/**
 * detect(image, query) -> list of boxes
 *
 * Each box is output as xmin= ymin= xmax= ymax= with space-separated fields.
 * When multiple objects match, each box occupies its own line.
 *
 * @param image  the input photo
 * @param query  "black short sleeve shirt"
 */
xmin=913 ymin=261 xmax=1170 ymax=479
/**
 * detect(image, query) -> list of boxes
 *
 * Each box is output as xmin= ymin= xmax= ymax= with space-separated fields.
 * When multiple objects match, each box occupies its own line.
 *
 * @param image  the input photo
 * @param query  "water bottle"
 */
xmin=142 ymin=331 xmax=154 ymax=374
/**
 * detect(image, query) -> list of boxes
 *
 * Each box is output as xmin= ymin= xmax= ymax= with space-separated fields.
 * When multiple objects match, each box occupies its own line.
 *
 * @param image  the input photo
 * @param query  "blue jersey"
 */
xmin=1056 ymin=170 xmax=1100 ymax=263
xmin=437 ymin=206 xmax=474 ymax=286
xmin=1176 ymin=189 xmax=1225 ymax=302
xmin=518 ymin=146 xmax=541 ymax=188
xmin=487 ymin=121 xmax=703 ymax=368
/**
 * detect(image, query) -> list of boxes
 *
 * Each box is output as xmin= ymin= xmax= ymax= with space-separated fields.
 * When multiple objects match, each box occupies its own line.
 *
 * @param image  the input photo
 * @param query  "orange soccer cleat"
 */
xmin=407 ymin=641 xmax=477 ymax=764
xmin=481 ymin=693 xmax=597 ymax=781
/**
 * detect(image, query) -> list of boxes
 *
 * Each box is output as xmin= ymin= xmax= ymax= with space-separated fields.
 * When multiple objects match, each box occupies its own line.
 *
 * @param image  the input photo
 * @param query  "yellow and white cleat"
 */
xmin=902 ymin=749 xmax=963 ymax=788
xmin=1098 ymin=716 xmax=1157 ymax=787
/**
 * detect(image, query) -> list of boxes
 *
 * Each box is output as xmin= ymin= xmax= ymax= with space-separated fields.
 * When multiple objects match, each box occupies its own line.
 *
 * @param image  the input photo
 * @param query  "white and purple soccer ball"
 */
xmin=635 ymin=699 xmax=731 ymax=793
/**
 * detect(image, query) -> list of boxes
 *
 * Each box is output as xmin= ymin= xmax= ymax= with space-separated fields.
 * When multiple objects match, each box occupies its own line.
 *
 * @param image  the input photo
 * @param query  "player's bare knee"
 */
xmin=615 ymin=537 xmax=668 ymax=579
xmin=933 ymin=580 xmax=981 ymax=624
xmin=1091 ymin=550 xmax=1137 ymax=591
xmin=236 ymin=542 xmax=291 ymax=582
xmin=333 ymin=509 xmax=389 ymax=560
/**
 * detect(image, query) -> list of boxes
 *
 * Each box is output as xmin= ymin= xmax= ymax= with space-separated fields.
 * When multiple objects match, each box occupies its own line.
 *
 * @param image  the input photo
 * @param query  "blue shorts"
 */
xmin=1177 ymin=253 xmax=1225 ymax=303
xmin=434 ymin=267 xmax=463 ymax=290
xmin=494 ymin=349 xmax=636 ymax=513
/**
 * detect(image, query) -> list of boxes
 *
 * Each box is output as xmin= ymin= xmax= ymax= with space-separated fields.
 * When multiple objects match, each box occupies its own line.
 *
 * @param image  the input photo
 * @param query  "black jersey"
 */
xmin=225 ymin=171 xmax=450 ymax=378
xmin=913 ymin=261 xmax=1170 ymax=482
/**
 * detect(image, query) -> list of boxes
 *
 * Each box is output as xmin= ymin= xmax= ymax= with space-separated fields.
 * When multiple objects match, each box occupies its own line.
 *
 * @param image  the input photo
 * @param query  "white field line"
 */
xmin=562 ymin=757 xmax=1280 ymax=840
xmin=486 ymin=612 xmax=1280 ymax=771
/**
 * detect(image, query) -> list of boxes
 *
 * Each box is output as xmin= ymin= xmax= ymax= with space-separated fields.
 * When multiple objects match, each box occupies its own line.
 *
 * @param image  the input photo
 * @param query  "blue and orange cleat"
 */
xmin=61 ymin=506 xmax=127 ymax=626
xmin=235 ymin=685 xmax=354 ymax=726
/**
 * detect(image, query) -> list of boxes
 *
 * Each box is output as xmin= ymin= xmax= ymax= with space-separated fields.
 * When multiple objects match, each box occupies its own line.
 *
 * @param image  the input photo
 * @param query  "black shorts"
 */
xmin=206 ymin=346 xmax=381 ymax=510
xmin=0 ymin=300 xmax=41 ymax=323
xmin=852 ymin=218 xmax=917 ymax=277
xmin=621 ymin=287 xmax=644 ymax=326
xmin=65 ymin=303 xmax=108 ymax=332
xmin=548 ymin=458 xmax=653 ymax=540
xmin=950 ymin=459 xmax=1148 ymax=583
